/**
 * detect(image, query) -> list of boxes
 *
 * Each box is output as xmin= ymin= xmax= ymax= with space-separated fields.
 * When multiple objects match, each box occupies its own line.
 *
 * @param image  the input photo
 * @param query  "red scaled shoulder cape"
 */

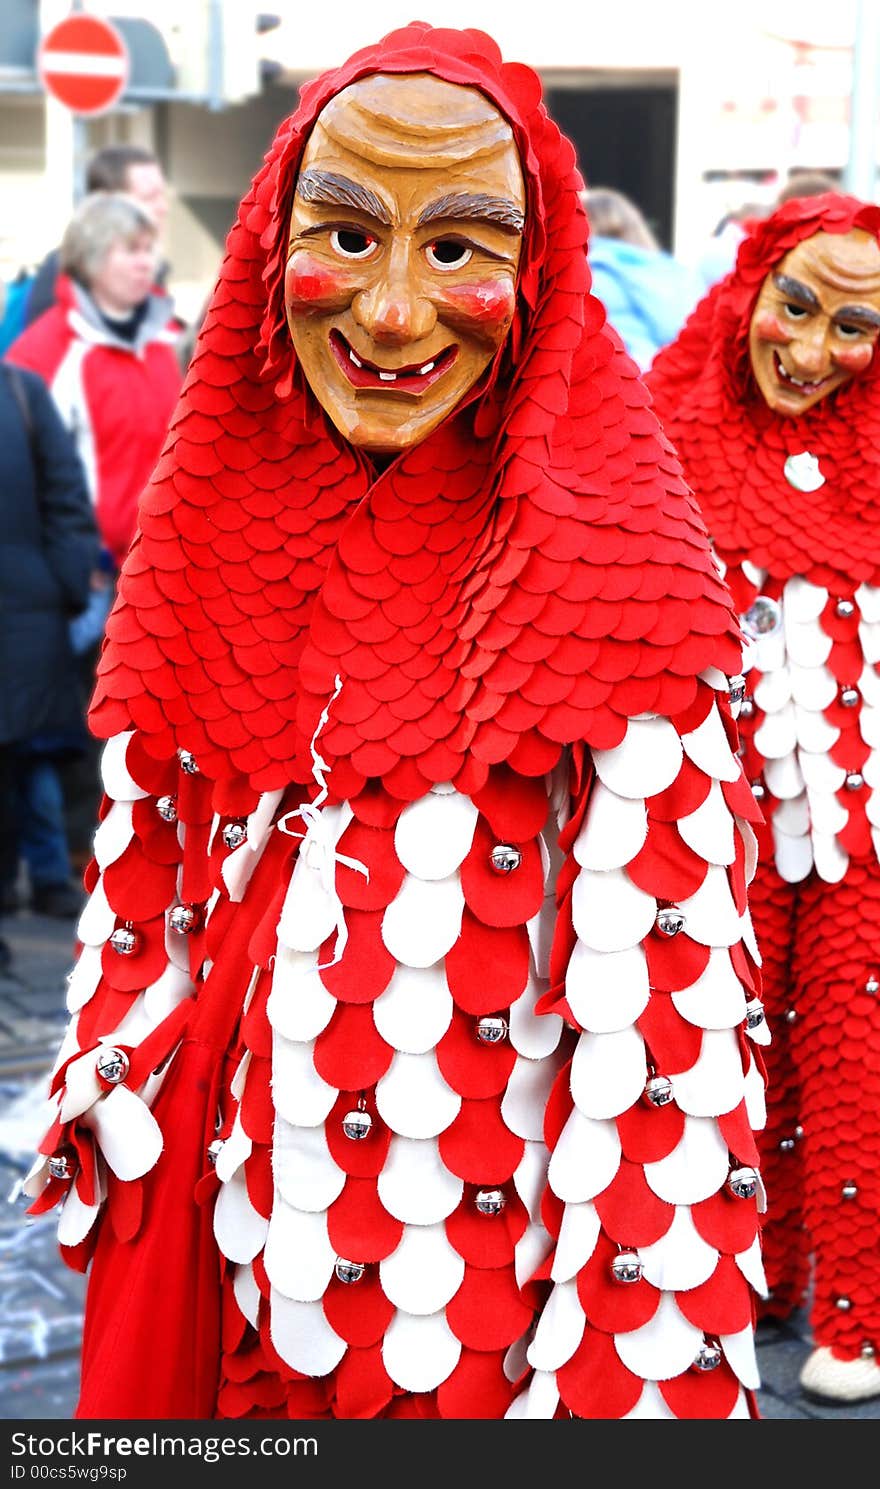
xmin=646 ymin=193 xmax=880 ymax=596
xmin=91 ymin=21 xmax=742 ymax=808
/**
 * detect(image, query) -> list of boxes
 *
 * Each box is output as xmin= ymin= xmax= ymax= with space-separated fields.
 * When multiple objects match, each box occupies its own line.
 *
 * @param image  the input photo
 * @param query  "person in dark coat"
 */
xmin=0 ymin=361 xmax=99 ymax=966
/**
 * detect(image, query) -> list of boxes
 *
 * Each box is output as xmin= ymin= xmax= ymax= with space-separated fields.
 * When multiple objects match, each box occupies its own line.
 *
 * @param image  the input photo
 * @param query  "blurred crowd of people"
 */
xmin=0 ymin=145 xmax=185 ymax=980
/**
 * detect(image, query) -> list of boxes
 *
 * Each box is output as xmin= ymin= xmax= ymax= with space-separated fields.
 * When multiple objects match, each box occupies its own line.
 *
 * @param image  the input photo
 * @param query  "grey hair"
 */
xmin=60 ymin=192 xmax=157 ymax=286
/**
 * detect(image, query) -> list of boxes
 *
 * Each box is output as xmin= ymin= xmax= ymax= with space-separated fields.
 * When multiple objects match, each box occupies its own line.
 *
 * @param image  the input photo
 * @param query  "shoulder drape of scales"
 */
xmin=646 ymin=192 xmax=880 ymax=592
xmin=89 ymin=22 xmax=742 ymax=804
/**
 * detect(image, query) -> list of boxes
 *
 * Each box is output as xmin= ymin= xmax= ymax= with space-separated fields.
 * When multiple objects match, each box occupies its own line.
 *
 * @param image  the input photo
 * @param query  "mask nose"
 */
xmin=351 ymin=241 xmax=436 ymax=346
xmin=790 ymin=321 xmax=831 ymax=378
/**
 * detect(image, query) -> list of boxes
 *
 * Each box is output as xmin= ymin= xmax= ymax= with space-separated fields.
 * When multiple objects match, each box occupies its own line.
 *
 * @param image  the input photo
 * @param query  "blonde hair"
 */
xmin=583 ymin=187 xmax=658 ymax=250
xmin=60 ymin=192 xmax=157 ymax=288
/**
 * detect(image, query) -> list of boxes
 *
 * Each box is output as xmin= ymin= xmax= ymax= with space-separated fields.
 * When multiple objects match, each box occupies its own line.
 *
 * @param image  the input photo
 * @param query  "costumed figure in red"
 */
xmin=22 ymin=24 xmax=769 ymax=1421
xmin=647 ymin=192 xmax=880 ymax=1405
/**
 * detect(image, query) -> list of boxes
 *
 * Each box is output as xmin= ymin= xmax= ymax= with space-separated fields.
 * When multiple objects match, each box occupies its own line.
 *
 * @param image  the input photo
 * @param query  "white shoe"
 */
xmin=799 ymin=1346 xmax=880 ymax=1404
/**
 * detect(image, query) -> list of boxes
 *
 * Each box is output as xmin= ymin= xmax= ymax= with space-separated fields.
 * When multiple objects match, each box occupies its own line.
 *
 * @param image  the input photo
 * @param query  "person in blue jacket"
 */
xmin=583 ymin=186 xmax=703 ymax=372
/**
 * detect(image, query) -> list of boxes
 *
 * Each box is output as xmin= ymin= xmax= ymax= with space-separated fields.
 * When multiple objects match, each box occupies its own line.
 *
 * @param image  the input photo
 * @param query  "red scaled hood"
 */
xmin=91 ymin=21 xmax=741 ymax=803
xmin=646 ymin=192 xmax=880 ymax=592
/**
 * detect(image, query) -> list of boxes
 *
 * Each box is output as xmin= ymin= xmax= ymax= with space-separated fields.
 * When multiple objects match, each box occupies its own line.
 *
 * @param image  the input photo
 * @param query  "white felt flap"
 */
xmin=572 ymin=866 xmax=656 ymax=952
xmin=382 ymin=874 xmax=465 ymax=967
xmin=550 ymin=1200 xmax=601 ymax=1283
xmin=643 ymin=1115 xmax=730 ymax=1204
xmin=382 ymin=1309 xmax=462 ymax=1392
xmin=614 ymin=1292 xmax=704 ymax=1381
xmin=268 ymin=1290 xmax=346 ymax=1376
xmin=573 ymin=784 xmax=647 ymax=870
xmin=592 ymin=716 xmax=683 ymax=798
xmin=570 ymin=1025 xmax=646 ymax=1120
xmin=372 ymin=962 xmax=454 ymax=1054
xmin=378 ymin=1135 xmax=463 ymax=1224
xmin=264 ymin=1200 xmax=336 ymax=1302
xmin=267 ymin=947 xmax=335 ymax=1042
xmin=375 ymin=1049 xmax=461 ymax=1139
xmin=501 ymin=1054 xmax=561 ymax=1142
xmin=394 ymin=791 xmax=478 ymax=879
xmin=213 ymin=1168 xmax=269 ymax=1264
xmin=638 ymin=1206 xmax=717 ymax=1291
xmin=547 ymin=1107 xmax=621 ymax=1204
xmin=271 ymin=1034 xmax=338 ymax=1127
xmin=526 ymin=1279 xmax=585 ymax=1371
xmin=565 ymin=940 xmax=650 ymax=1032
xmin=379 ymin=1223 xmax=465 ymax=1315
xmin=272 ymin=1117 xmax=346 ymax=1212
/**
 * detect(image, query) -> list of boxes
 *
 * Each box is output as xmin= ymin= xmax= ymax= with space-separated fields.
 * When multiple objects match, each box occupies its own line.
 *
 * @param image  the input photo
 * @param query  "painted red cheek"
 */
xmin=285 ymin=253 xmax=350 ymax=313
xmin=833 ymin=341 xmax=874 ymax=373
xmin=440 ymin=280 xmax=515 ymax=335
xmin=753 ymin=310 xmax=790 ymax=345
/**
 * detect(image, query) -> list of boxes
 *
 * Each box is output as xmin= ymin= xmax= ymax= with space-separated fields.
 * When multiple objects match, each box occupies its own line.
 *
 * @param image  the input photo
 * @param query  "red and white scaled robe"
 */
xmin=23 ymin=23 xmax=768 ymax=1421
xmin=647 ymin=192 xmax=880 ymax=1368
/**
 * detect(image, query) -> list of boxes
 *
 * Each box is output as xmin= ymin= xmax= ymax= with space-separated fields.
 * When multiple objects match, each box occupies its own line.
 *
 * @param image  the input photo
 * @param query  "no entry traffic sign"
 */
xmin=37 ymin=12 xmax=129 ymax=116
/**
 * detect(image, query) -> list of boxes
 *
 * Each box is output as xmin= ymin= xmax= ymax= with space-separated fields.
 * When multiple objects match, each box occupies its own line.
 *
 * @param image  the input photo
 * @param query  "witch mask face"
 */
xmin=285 ymin=71 xmax=526 ymax=455
xmin=748 ymin=227 xmax=880 ymax=417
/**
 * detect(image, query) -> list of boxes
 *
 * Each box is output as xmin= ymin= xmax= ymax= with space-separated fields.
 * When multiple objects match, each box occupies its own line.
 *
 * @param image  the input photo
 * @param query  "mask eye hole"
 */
xmin=330 ymin=228 xmax=378 ymax=260
xmin=784 ymin=301 xmax=808 ymax=319
xmin=425 ymin=239 xmax=473 ymax=271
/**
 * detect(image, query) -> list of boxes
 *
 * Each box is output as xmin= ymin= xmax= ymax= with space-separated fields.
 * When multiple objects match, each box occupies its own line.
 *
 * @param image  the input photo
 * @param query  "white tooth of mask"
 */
xmin=349 ymin=350 xmax=363 ymax=368
xmin=379 ymin=371 xmax=397 ymax=382
xmin=420 ymin=361 xmax=435 ymax=374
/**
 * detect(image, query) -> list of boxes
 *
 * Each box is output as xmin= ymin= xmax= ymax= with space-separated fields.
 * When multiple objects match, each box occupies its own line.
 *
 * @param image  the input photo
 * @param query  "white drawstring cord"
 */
xmin=277 ymin=675 xmax=369 ymax=968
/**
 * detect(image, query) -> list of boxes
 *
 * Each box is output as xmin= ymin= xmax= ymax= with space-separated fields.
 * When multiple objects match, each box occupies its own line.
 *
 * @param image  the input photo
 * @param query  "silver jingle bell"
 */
xmin=779 ymin=1138 xmax=796 ymax=1152
xmin=693 ymin=1340 xmax=723 ymax=1372
xmin=643 ymin=1073 xmax=674 ymax=1108
xmin=334 ymin=1258 xmax=365 ymax=1285
xmin=794 ymin=1125 xmax=804 ymax=1140
xmin=836 ymin=1297 xmax=853 ymax=1312
xmin=96 ymin=1046 xmax=129 ymax=1085
xmin=751 ymin=780 xmax=766 ymax=800
xmin=840 ymin=686 xmax=860 ymax=709
xmin=169 ymin=903 xmax=200 ymax=934
xmin=341 ymin=1108 xmax=373 ymax=1141
xmin=836 ymin=598 xmax=856 ymax=618
xmin=156 ymin=795 xmax=178 ymax=823
xmin=655 ymin=907 xmax=685 ymax=938
xmin=611 ymin=1250 xmax=643 ymax=1285
xmin=109 ymin=924 xmax=139 ymax=956
xmin=206 ymin=1139 xmax=224 ymax=1167
xmin=727 ymin=1165 xmax=759 ymax=1200
xmin=745 ymin=998 xmax=766 ymax=1031
xmin=48 ymin=1153 xmax=74 ymax=1181
xmin=860 ymin=1342 xmax=876 ymax=1360
xmin=741 ymin=595 xmax=782 ymax=640
xmin=475 ymin=1187 xmax=507 ymax=1216
xmin=222 ymin=821 xmax=248 ymax=850
xmin=728 ymin=675 xmax=746 ymax=717
xmin=177 ymin=748 xmax=199 ymax=774
xmin=845 ymin=771 xmax=865 ymax=791
xmin=490 ymin=843 xmax=522 ymax=875
xmin=476 ymin=1016 xmax=509 ymax=1045
xmin=841 ymin=1182 xmax=858 ymax=1200
xmin=738 ymin=696 xmax=755 ymax=720
xmin=865 ymin=976 xmax=880 ymax=996
xmin=785 ymin=1008 xmax=797 ymax=1023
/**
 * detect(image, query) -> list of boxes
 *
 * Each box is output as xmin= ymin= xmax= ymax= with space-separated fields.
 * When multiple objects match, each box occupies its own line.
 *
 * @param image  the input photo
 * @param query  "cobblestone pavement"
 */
xmin=0 ymin=906 xmax=877 ymax=1423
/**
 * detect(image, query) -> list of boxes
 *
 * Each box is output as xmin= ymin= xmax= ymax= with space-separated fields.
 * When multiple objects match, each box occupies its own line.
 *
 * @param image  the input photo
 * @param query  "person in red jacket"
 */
xmin=7 ymin=191 xmax=182 ymax=571
xmin=21 ymin=24 xmax=768 ymax=1423
xmin=647 ymin=193 xmax=880 ymax=1405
